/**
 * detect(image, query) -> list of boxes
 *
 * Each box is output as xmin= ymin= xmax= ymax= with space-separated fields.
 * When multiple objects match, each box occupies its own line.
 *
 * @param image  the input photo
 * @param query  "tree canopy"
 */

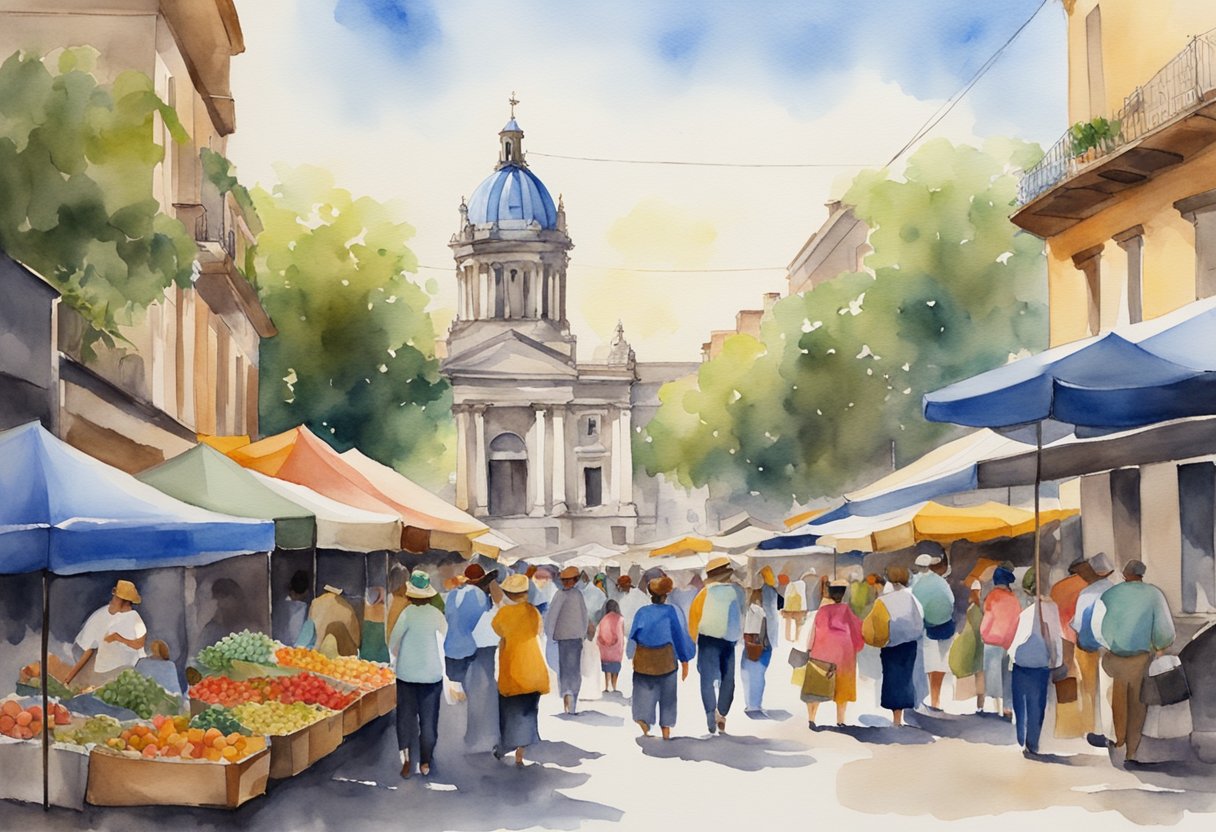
xmin=251 ymin=165 xmax=454 ymax=489
xmin=0 ymin=48 xmax=196 ymax=352
xmin=636 ymin=137 xmax=1047 ymax=509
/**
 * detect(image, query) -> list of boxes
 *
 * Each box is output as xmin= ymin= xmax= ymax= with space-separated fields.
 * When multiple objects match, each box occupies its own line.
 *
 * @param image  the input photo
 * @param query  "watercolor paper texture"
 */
xmin=1 ymin=1 xmax=1216 ymax=831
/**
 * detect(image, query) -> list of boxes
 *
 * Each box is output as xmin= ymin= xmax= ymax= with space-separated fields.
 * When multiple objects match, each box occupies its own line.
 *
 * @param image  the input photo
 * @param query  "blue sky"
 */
xmin=230 ymin=1 xmax=1068 ymax=360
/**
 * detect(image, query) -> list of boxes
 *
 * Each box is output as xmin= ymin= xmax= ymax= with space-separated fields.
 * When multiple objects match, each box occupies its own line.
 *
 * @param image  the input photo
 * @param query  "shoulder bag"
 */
xmin=633 ymin=643 xmax=677 ymax=676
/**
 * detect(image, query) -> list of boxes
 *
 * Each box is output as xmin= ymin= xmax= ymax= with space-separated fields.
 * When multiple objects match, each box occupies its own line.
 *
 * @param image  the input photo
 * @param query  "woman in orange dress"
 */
xmin=492 ymin=573 xmax=551 ymax=767
xmin=804 ymin=581 xmax=864 ymax=728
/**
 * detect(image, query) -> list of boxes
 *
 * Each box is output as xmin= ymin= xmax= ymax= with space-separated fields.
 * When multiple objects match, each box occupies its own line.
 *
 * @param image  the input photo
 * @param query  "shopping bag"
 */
xmin=799 ymin=658 xmax=836 ymax=702
xmin=787 ymin=647 xmax=809 ymax=669
xmin=1142 ymin=655 xmax=1190 ymax=707
xmin=952 ymin=673 xmax=978 ymax=702
xmin=1054 ymin=676 xmax=1079 ymax=704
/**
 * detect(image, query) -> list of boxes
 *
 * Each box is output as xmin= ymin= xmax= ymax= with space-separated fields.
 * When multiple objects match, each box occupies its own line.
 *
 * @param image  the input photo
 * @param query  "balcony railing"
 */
xmin=1019 ymin=30 xmax=1216 ymax=205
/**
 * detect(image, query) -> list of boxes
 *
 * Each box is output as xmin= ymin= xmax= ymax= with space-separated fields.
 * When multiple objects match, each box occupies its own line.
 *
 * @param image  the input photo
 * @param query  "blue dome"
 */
xmin=466 ymin=164 xmax=558 ymax=230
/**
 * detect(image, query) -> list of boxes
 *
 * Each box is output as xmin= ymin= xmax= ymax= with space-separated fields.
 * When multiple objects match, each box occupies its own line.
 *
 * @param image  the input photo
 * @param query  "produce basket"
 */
xmin=85 ymin=746 xmax=270 ymax=808
xmin=0 ymin=735 xmax=89 ymax=810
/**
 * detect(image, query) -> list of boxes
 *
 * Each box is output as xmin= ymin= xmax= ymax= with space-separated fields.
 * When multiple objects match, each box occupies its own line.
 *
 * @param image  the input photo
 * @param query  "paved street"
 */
xmin=5 ymin=648 xmax=1216 ymax=832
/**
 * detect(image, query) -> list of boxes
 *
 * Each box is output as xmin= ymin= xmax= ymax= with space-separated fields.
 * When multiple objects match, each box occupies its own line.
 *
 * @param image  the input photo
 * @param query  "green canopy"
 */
xmin=137 ymin=444 xmax=316 ymax=550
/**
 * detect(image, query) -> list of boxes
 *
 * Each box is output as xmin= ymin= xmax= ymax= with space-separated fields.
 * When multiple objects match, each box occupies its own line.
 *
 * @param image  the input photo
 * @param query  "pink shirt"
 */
xmin=980 ymin=587 xmax=1021 ymax=649
xmin=807 ymin=602 xmax=864 ymax=675
xmin=596 ymin=612 xmax=625 ymax=663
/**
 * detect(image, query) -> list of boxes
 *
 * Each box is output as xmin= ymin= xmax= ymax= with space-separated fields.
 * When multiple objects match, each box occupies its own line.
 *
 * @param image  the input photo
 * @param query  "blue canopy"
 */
xmin=924 ymin=299 xmax=1216 ymax=430
xmin=0 ymin=422 xmax=275 ymax=575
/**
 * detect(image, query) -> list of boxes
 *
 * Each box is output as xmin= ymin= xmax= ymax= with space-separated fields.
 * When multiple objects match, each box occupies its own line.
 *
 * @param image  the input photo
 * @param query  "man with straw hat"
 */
xmin=546 ymin=565 xmax=590 ymax=714
xmin=444 ymin=564 xmax=497 ymax=702
xmin=1071 ymin=552 xmax=1117 ymax=743
xmin=688 ymin=556 xmax=746 ymax=734
xmin=66 ymin=580 xmax=148 ymax=688
xmin=388 ymin=572 xmax=447 ymax=778
xmin=307 ymin=583 xmax=361 ymax=657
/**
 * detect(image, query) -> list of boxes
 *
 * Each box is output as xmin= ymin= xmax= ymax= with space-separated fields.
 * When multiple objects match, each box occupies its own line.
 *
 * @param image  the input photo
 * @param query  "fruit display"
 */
xmin=0 ymin=700 xmax=71 ymax=740
xmin=17 ymin=661 xmax=75 ymax=699
xmin=230 ymin=701 xmax=332 ymax=736
xmin=188 ymin=676 xmax=264 ymax=708
xmin=189 ymin=705 xmax=249 ymax=737
xmin=102 ymin=715 xmax=265 ymax=763
xmin=274 ymin=647 xmax=395 ymax=691
xmin=190 ymin=673 xmax=357 ymax=711
xmin=197 ymin=630 xmax=279 ymax=673
xmin=53 ymin=714 xmax=123 ymax=747
xmin=95 ymin=670 xmax=178 ymax=719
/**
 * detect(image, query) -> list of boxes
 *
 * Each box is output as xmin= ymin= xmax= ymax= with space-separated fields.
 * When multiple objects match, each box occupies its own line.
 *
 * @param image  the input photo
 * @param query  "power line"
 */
xmin=528 ymin=152 xmax=874 ymax=169
xmin=882 ymin=0 xmax=1050 ymax=168
xmin=417 ymin=263 xmax=785 ymax=274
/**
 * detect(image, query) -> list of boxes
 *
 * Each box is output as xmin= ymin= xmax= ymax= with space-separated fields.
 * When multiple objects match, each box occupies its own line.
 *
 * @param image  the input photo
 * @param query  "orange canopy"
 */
xmin=650 ymin=536 xmax=715 ymax=557
xmin=224 ymin=427 xmax=487 ymax=551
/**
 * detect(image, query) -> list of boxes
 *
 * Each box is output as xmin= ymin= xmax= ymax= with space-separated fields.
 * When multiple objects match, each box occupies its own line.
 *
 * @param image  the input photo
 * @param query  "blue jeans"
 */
xmin=741 ymin=646 xmax=772 ymax=710
xmin=396 ymin=680 xmax=442 ymax=764
xmin=697 ymin=635 xmax=737 ymax=731
xmin=1011 ymin=664 xmax=1051 ymax=753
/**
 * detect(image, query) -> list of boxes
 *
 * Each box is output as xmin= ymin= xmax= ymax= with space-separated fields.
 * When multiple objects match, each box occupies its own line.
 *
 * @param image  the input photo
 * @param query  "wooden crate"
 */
xmin=307 ymin=711 xmax=343 ymax=765
xmin=266 ymin=723 xmax=312 ymax=780
xmin=85 ymin=747 xmax=270 ymax=808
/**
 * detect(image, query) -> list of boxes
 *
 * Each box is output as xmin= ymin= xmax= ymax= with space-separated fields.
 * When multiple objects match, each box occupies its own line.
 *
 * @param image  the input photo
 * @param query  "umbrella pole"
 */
xmin=1034 ymin=421 xmax=1043 ymax=601
xmin=41 ymin=569 xmax=49 ymax=812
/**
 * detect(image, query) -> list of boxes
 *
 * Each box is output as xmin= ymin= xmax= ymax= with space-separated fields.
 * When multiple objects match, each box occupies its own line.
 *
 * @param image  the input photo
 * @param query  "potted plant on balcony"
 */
xmin=1069 ymin=116 xmax=1122 ymax=164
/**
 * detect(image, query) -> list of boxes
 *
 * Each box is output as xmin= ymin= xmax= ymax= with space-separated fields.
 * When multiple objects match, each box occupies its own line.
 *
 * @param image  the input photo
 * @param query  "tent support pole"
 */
xmin=1034 ymin=421 xmax=1043 ymax=600
xmin=41 ymin=569 xmax=49 ymax=812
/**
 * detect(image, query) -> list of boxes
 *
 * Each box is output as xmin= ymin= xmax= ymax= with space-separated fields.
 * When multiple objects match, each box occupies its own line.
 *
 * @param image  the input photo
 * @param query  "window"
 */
xmin=584 ymin=467 xmax=603 ymax=508
xmin=586 ymin=416 xmax=599 ymax=438
xmin=611 ymin=526 xmax=627 ymax=545
xmin=505 ymin=139 xmax=513 ymax=159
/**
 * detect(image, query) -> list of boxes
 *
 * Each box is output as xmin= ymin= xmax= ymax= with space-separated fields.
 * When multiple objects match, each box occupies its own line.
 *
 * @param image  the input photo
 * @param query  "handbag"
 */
xmin=1142 ymin=656 xmax=1190 ymax=707
xmin=633 ymin=643 xmax=677 ymax=676
xmin=953 ymin=673 xmax=978 ymax=702
xmin=787 ymin=647 xmax=809 ymax=668
xmin=744 ymin=633 xmax=764 ymax=662
xmin=799 ymin=658 xmax=836 ymax=702
xmin=1053 ymin=676 xmax=1079 ymax=704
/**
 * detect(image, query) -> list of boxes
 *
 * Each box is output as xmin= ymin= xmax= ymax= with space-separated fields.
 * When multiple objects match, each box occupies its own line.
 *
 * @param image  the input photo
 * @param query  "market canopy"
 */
xmin=137 ymin=444 xmax=316 ymax=550
xmin=0 ymin=422 xmax=274 ymax=575
xmin=806 ymin=428 xmax=1073 ymax=529
xmin=223 ymin=426 xmax=501 ymax=554
xmin=924 ymin=297 xmax=1216 ymax=430
xmin=246 ymin=471 xmax=403 ymax=553
xmin=649 ymin=535 xmax=715 ymax=557
xmin=798 ymin=500 xmax=1078 ymax=553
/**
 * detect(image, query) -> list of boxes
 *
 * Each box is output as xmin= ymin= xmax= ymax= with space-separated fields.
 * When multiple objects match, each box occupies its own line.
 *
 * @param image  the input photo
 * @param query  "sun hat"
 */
xmin=501 ymin=574 xmax=530 ymax=594
xmin=705 ymin=556 xmax=733 ymax=577
xmin=914 ymin=553 xmax=942 ymax=568
xmin=559 ymin=566 xmax=580 ymax=581
xmin=616 ymin=575 xmax=633 ymax=590
xmin=113 ymin=580 xmax=141 ymax=604
xmin=322 ymin=584 xmax=343 ymax=595
xmin=648 ymin=576 xmax=674 ymax=596
xmin=406 ymin=582 xmax=437 ymax=599
xmin=1088 ymin=552 xmax=1114 ymax=576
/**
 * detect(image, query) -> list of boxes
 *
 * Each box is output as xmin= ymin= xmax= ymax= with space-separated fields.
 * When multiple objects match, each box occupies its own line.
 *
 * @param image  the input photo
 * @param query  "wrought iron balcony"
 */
xmin=1014 ymin=30 xmax=1216 ymax=236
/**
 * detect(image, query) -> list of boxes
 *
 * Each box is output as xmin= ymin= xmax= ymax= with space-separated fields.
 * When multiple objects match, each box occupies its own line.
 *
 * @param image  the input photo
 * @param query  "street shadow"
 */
xmin=526 ymin=739 xmax=606 ymax=768
xmin=635 ymin=733 xmax=814 ymax=771
xmin=600 ymin=691 xmax=631 ymax=705
xmin=905 ymin=710 xmax=1016 ymax=746
xmin=554 ymin=709 xmax=625 ymax=728
xmin=744 ymin=709 xmax=793 ymax=721
xmin=828 ymin=724 xmax=936 ymax=746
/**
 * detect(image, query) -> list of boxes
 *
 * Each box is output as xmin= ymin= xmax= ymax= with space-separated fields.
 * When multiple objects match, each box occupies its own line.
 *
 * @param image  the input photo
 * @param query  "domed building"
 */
xmin=443 ymin=104 xmax=702 ymax=550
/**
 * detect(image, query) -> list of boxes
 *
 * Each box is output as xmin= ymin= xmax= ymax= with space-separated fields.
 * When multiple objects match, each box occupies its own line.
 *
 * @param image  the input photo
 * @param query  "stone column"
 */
xmin=1114 ymin=225 xmax=1144 ymax=325
xmin=619 ymin=406 xmax=634 ymax=505
xmin=454 ymin=406 xmax=470 ymax=510
xmin=1175 ymin=190 xmax=1216 ymax=301
xmin=551 ymin=406 xmax=567 ymax=513
xmin=531 ymin=406 xmax=547 ymax=515
xmin=472 ymin=405 xmax=488 ymax=515
xmin=532 ymin=270 xmax=542 ymax=318
xmin=1071 ymin=244 xmax=1103 ymax=336
xmin=609 ymin=407 xmax=623 ymax=505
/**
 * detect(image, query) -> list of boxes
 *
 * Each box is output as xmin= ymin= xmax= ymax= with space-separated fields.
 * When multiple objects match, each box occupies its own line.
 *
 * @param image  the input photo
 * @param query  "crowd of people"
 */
xmin=57 ymin=545 xmax=1181 ymax=781
xmin=374 ymin=547 xmax=1179 ymax=776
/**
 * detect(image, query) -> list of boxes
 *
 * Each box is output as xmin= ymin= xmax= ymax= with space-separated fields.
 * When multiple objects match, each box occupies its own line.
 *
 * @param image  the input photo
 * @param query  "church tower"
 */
xmin=443 ymin=97 xmax=639 ymax=550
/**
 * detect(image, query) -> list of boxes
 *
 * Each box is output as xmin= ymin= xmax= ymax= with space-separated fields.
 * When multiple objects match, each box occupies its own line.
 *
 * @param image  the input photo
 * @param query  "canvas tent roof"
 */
xmin=0 ymin=423 xmax=273 ymax=575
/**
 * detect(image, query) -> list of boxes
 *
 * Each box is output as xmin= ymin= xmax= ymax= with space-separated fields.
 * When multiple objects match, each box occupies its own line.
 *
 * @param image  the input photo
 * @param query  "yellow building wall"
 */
xmin=1066 ymin=0 xmax=1216 ymax=124
xmin=1045 ymin=143 xmax=1215 ymax=345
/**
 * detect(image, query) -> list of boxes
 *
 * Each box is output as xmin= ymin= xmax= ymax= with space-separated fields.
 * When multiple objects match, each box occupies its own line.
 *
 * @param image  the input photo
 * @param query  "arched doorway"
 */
xmin=488 ymin=432 xmax=528 ymax=517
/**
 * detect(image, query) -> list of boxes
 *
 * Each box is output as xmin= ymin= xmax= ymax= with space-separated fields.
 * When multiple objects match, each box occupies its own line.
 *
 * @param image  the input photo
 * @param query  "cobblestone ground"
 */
xmin=4 ymin=647 xmax=1216 ymax=832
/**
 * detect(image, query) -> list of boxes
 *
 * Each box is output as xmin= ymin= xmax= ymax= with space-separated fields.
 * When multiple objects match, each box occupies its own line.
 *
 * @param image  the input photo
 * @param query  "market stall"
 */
xmin=0 ymin=422 xmax=276 ymax=810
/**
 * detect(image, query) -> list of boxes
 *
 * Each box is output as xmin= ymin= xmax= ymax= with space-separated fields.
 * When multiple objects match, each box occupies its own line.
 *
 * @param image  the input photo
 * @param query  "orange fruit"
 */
xmin=187 ymin=728 xmax=204 ymax=744
xmin=1 ymin=701 xmax=21 ymax=718
xmin=15 ymin=712 xmax=31 ymax=727
xmin=211 ymin=736 xmax=227 ymax=750
xmin=220 ymin=746 xmax=238 ymax=760
xmin=141 ymin=745 xmax=158 ymax=758
xmin=204 ymin=748 xmax=221 ymax=762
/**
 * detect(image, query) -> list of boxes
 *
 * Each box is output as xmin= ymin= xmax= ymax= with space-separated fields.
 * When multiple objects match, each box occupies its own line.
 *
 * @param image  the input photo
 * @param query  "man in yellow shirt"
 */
xmin=688 ymin=557 xmax=746 ymax=735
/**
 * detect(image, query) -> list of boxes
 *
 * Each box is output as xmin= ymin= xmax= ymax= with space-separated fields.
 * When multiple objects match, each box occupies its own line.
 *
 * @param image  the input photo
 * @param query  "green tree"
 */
xmin=0 ymin=48 xmax=196 ymax=352
xmin=637 ymin=137 xmax=1047 ymax=507
xmin=251 ymin=165 xmax=454 ymax=489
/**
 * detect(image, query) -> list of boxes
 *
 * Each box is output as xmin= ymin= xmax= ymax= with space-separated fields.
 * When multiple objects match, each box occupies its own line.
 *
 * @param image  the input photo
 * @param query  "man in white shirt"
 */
xmin=66 ymin=580 xmax=148 ymax=688
xmin=1008 ymin=571 xmax=1063 ymax=757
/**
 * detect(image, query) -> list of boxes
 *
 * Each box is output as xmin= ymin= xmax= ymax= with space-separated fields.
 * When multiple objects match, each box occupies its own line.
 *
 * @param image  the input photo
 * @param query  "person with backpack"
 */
xmin=1007 ymin=569 xmax=1064 ymax=757
xmin=1071 ymin=552 xmax=1116 ymax=743
xmin=862 ymin=566 xmax=925 ymax=727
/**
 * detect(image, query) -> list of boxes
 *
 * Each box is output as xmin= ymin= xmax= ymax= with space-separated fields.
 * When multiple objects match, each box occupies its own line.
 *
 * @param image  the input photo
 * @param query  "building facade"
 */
xmin=0 ymin=0 xmax=272 ymax=471
xmin=1012 ymin=0 xmax=1216 ymax=623
xmin=443 ymin=114 xmax=703 ymax=549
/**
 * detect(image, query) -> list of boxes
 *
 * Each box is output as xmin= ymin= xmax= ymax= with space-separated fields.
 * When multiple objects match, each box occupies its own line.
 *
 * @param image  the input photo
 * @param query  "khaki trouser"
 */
xmin=1102 ymin=651 xmax=1153 ymax=760
xmin=1075 ymin=647 xmax=1101 ymax=736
